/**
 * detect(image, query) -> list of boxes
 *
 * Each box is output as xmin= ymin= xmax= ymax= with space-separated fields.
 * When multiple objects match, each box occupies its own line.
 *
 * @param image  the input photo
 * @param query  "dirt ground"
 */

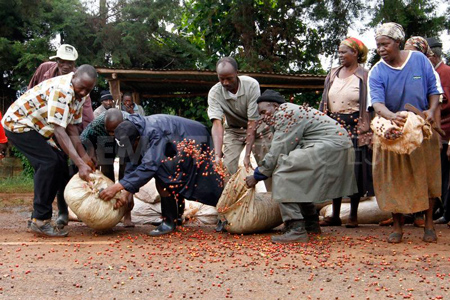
xmin=0 ymin=193 xmax=449 ymax=300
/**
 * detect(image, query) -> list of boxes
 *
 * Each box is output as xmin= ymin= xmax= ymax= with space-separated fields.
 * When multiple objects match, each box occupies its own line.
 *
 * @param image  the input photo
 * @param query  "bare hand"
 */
xmin=125 ymin=105 xmax=134 ymax=114
xmin=423 ymin=109 xmax=436 ymax=124
xmin=83 ymin=156 xmax=96 ymax=171
xmin=214 ymin=153 xmax=224 ymax=168
xmin=390 ymin=112 xmax=407 ymax=127
xmin=99 ymin=183 xmax=123 ymax=201
xmin=245 ymin=175 xmax=257 ymax=188
xmin=114 ymin=191 xmax=133 ymax=210
xmin=78 ymin=163 xmax=93 ymax=182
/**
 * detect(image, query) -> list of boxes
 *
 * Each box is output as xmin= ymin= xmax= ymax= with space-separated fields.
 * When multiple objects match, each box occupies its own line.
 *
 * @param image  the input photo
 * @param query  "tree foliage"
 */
xmin=181 ymin=0 xmax=366 ymax=73
xmin=369 ymin=0 xmax=446 ymax=38
xmin=0 ymin=0 xmax=449 ymax=113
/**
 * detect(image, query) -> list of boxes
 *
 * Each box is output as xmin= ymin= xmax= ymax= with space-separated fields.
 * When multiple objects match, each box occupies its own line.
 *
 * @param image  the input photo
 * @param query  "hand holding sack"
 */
xmin=370 ymin=111 xmax=432 ymax=155
xmin=216 ymin=167 xmax=282 ymax=234
xmin=64 ymin=170 xmax=127 ymax=230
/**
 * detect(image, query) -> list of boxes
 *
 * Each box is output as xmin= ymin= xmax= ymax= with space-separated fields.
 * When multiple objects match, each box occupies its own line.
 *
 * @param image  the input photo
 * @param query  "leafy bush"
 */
xmin=11 ymin=146 xmax=34 ymax=178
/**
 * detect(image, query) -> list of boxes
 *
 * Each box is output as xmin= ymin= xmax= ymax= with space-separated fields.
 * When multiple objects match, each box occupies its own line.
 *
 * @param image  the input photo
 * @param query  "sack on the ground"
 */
xmin=216 ymin=167 xmax=282 ymax=234
xmin=319 ymin=197 xmax=391 ymax=224
xmin=68 ymin=207 xmax=79 ymax=221
xmin=64 ymin=171 xmax=126 ymax=230
xmin=135 ymin=178 xmax=160 ymax=204
xmin=130 ymin=198 xmax=218 ymax=225
xmin=370 ymin=112 xmax=432 ymax=155
xmin=184 ymin=201 xmax=218 ymax=225
xmin=131 ymin=198 xmax=163 ymax=225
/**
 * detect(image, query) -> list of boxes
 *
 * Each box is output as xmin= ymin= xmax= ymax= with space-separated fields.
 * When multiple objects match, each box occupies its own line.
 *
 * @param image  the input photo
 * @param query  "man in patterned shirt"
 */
xmin=2 ymin=65 xmax=97 ymax=237
xmin=27 ymin=44 xmax=95 ymax=229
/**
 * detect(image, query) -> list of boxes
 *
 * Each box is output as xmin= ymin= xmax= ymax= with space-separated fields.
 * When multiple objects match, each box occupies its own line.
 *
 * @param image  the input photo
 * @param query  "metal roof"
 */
xmin=95 ymin=67 xmax=326 ymax=99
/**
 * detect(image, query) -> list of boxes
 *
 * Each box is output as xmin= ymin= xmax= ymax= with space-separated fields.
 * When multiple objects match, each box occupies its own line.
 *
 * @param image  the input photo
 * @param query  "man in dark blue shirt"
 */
xmin=99 ymin=114 xmax=224 ymax=235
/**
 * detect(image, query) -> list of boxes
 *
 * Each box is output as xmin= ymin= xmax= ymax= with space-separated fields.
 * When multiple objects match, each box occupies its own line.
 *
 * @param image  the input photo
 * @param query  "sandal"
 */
xmin=387 ymin=232 xmax=403 ymax=243
xmin=423 ymin=229 xmax=437 ymax=243
xmin=413 ymin=218 xmax=425 ymax=228
xmin=345 ymin=219 xmax=359 ymax=228
xmin=379 ymin=218 xmax=394 ymax=226
xmin=319 ymin=216 xmax=342 ymax=226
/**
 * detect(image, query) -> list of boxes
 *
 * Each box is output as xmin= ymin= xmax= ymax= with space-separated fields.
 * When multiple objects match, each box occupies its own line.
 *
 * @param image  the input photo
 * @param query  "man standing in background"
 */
xmin=94 ymin=90 xmax=114 ymax=118
xmin=28 ymin=44 xmax=94 ymax=129
xmin=121 ymin=92 xmax=145 ymax=116
xmin=427 ymin=37 xmax=450 ymax=226
xmin=207 ymin=57 xmax=271 ymax=185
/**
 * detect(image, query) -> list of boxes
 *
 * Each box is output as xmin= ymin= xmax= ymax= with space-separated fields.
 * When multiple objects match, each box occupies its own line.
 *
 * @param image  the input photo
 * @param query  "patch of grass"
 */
xmin=0 ymin=176 xmax=34 ymax=193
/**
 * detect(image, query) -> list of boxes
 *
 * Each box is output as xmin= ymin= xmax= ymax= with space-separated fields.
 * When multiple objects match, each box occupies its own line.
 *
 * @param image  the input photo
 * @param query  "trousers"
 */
xmin=279 ymin=202 xmax=317 ymax=222
xmin=6 ymin=130 xmax=67 ymax=220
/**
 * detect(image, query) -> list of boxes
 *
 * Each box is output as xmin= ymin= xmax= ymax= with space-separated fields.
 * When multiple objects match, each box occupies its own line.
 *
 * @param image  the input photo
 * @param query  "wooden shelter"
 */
xmin=95 ymin=67 xmax=326 ymax=104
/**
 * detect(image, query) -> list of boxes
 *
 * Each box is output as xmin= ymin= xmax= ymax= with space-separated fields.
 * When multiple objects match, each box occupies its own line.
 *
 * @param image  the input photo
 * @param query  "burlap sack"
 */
xmin=370 ymin=112 xmax=432 ymax=155
xmin=183 ymin=201 xmax=218 ymax=225
xmin=135 ymin=178 xmax=161 ymax=204
xmin=64 ymin=171 xmax=126 ymax=230
xmin=216 ymin=167 xmax=282 ymax=234
xmin=131 ymin=199 xmax=218 ymax=225
xmin=130 ymin=198 xmax=162 ymax=225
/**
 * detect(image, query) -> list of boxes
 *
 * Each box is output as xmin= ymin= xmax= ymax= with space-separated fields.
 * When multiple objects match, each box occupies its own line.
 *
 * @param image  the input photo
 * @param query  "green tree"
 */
xmin=181 ymin=0 xmax=365 ymax=73
xmin=87 ymin=0 xmax=205 ymax=69
xmin=369 ymin=0 xmax=446 ymax=37
xmin=366 ymin=0 xmax=447 ymax=67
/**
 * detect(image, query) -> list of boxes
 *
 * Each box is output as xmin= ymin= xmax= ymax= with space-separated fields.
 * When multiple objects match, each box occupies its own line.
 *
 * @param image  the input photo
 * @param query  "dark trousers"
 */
xmin=55 ymin=153 xmax=72 ymax=217
xmin=160 ymin=196 xmax=185 ymax=224
xmin=155 ymin=180 xmax=185 ymax=224
xmin=6 ymin=130 xmax=67 ymax=220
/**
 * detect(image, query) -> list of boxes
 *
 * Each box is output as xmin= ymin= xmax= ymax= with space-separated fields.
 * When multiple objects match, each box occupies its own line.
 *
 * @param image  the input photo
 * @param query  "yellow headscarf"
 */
xmin=340 ymin=37 xmax=369 ymax=63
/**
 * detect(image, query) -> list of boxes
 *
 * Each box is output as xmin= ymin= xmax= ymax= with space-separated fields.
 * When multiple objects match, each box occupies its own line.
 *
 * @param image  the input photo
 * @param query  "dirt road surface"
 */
xmin=0 ymin=193 xmax=449 ymax=299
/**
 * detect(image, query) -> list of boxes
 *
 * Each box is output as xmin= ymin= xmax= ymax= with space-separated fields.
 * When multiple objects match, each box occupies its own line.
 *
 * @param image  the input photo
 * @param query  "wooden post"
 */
xmin=109 ymin=76 xmax=121 ymax=109
xmin=132 ymin=91 xmax=141 ymax=105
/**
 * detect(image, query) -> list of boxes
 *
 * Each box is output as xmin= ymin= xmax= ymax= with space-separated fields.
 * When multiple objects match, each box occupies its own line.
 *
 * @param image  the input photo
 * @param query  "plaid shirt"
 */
xmin=2 ymin=73 xmax=85 ymax=148
xmin=80 ymin=110 xmax=129 ymax=148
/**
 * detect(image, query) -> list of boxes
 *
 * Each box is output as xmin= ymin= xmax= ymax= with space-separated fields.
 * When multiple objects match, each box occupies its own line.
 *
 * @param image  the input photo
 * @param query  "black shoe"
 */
xmin=215 ymin=220 xmax=227 ymax=232
xmin=271 ymin=220 xmax=309 ymax=243
xmin=149 ymin=221 xmax=175 ymax=236
xmin=30 ymin=219 xmax=68 ymax=237
xmin=56 ymin=213 xmax=69 ymax=229
xmin=305 ymin=214 xmax=321 ymax=234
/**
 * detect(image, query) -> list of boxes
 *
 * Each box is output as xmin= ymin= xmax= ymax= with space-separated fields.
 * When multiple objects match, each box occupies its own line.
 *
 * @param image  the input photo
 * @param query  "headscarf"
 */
xmin=405 ymin=36 xmax=434 ymax=58
xmin=256 ymin=89 xmax=286 ymax=104
xmin=340 ymin=37 xmax=369 ymax=63
xmin=375 ymin=22 xmax=405 ymax=42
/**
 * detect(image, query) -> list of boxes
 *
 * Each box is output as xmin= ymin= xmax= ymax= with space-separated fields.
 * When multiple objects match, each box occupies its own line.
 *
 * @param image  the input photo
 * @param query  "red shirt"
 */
xmin=28 ymin=61 xmax=94 ymax=130
xmin=436 ymin=62 xmax=450 ymax=137
xmin=0 ymin=112 xmax=7 ymax=143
